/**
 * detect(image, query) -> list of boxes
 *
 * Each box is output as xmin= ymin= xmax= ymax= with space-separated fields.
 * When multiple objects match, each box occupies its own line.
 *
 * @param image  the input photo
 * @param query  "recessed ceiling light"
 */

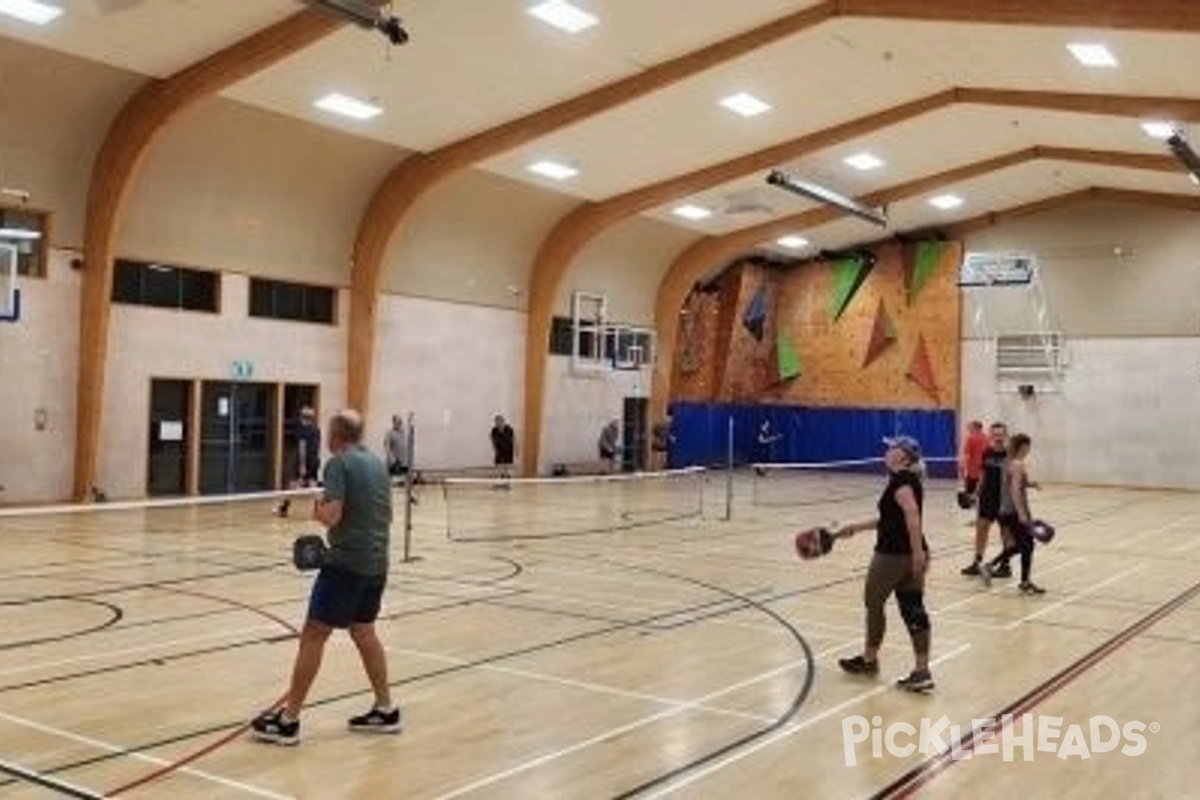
xmin=776 ymin=235 xmax=810 ymax=249
xmin=673 ymin=204 xmax=713 ymax=221
xmin=1140 ymin=120 xmax=1177 ymax=140
xmin=720 ymin=92 xmax=772 ymax=118
xmin=313 ymin=93 xmax=382 ymax=121
xmin=928 ymin=194 xmax=964 ymax=211
xmin=1067 ymin=43 xmax=1118 ymax=68
xmin=843 ymin=152 xmax=884 ymax=171
xmin=527 ymin=0 xmax=597 ymax=34
xmin=0 ymin=0 xmax=63 ymax=25
xmin=527 ymin=160 xmax=579 ymax=180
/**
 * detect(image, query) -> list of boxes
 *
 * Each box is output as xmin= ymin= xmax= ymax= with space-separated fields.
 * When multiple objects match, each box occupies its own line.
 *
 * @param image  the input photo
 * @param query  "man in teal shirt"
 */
xmin=252 ymin=409 xmax=399 ymax=745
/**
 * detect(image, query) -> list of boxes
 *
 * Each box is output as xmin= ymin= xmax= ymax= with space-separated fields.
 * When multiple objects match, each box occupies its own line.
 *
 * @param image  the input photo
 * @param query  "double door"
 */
xmin=145 ymin=378 xmax=318 ymax=496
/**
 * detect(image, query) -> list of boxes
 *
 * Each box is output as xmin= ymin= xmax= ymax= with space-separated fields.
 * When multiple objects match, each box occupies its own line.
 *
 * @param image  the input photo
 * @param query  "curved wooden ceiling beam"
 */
xmin=837 ymin=0 xmax=1200 ymax=29
xmin=346 ymin=1 xmax=842 ymax=415
xmin=944 ymin=186 xmax=1200 ymax=237
xmin=523 ymin=87 xmax=1200 ymax=473
xmin=520 ymin=90 xmax=956 ymax=474
xmin=648 ymin=148 xmax=1196 ymax=425
xmin=73 ymin=10 xmax=344 ymax=501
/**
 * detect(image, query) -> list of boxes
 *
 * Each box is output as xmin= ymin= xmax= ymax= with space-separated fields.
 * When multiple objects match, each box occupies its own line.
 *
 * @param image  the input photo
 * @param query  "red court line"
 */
xmin=873 ymin=578 xmax=1200 ymax=799
xmin=102 ymin=584 xmax=299 ymax=797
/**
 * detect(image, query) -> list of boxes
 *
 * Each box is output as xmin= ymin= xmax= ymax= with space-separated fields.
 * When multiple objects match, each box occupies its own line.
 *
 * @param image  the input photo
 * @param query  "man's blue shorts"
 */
xmin=308 ymin=566 xmax=387 ymax=628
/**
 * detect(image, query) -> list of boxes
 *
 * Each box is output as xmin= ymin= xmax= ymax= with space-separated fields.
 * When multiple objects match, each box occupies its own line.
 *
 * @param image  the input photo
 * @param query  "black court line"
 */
xmin=33 ymin=562 xmax=812 ymax=785
xmin=0 ymin=597 xmax=123 ymax=652
xmin=594 ymin=554 xmax=815 ymax=800
xmin=3 ymin=492 xmax=1143 ymax=793
xmin=869 ymin=578 xmax=1200 ymax=799
xmin=0 ymin=758 xmax=103 ymax=799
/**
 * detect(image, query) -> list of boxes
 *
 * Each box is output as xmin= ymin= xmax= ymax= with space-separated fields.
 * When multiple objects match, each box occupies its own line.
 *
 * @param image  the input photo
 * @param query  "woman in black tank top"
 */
xmin=835 ymin=436 xmax=935 ymax=693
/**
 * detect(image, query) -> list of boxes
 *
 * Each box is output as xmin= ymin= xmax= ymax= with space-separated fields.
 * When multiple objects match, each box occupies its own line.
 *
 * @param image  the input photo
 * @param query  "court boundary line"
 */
xmin=870 ymin=577 xmax=1200 ymax=799
xmin=0 ymin=754 xmax=103 ymax=800
xmin=0 ymin=710 xmax=293 ymax=800
xmin=431 ymin=635 xmax=879 ymax=800
xmin=638 ymin=643 xmax=973 ymax=799
xmin=386 ymin=645 xmax=775 ymax=724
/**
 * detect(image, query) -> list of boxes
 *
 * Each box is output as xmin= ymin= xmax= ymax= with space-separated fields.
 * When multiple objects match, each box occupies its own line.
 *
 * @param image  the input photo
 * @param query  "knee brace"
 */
xmin=896 ymin=589 xmax=930 ymax=635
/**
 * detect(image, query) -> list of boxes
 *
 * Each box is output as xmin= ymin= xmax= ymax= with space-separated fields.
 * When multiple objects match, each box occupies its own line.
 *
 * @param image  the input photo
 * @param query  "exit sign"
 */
xmin=231 ymin=360 xmax=254 ymax=379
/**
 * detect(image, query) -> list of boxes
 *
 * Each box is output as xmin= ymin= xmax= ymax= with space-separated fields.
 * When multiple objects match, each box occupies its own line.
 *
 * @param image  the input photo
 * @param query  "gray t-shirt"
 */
xmin=999 ymin=461 xmax=1029 ymax=519
xmin=321 ymin=444 xmax=393 ymax=576
xmin=384 ymin=428 xmax=408 ymax=467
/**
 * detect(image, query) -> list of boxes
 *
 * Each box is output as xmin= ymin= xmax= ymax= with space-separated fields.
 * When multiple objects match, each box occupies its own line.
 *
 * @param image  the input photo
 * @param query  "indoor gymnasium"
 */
xmin=1 ymin=2 xmax=1199 ymax=798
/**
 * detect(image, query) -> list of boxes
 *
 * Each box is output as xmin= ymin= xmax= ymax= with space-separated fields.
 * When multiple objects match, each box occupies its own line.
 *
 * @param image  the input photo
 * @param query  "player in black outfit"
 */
xmin=835 ymin=436 xmax=934 ymax=692
xmin=276 ymin=407 xmax=321 ymax=517
xmin=961 ymin=422 xmax=1012 ymax=580
xmin=490 ymin=415 xmax=515 ymax=484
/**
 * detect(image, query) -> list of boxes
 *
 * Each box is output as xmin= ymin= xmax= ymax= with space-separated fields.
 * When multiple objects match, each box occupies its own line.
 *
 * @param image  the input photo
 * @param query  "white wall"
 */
xmin=539 ymin=216 xmax=696 ymax=472
xmin=540 ymin=359 xmax=648 ymax=470
xmin=963 ymin=201 xmax=1200 ymax=338
xmin=100 ymin=274 xmax=347 ymax=498
xmin=560 ymin=216 xmax=698 ymax=323
xmin=371 ymin=293 xmax=524 ymax=470
xmin=960 ymin=200 xmax=1200 ymax=489
xmin=383 ymin=168 xmax=577 ymax=308
xmin=0 ymin=249 xmax=80 ymax=502
xmin=124 ymin=96 xmax=401 ymax=284
xmin=962 ymin=337 xmax=1200 ymax=489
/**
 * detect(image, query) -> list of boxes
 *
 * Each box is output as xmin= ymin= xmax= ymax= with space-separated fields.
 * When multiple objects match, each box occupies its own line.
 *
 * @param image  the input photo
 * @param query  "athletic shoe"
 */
xmin=1019 ymin=582 xmax=1046 ymax=595
xmin=251 ymin=710 xmax=299 ymax=746
xmin=838 ymin=655 xmax=879 ymax=676
xmin=980 ymin=563 xmax=994 ymax=588
xmin=960 ymin=562 xmax=981 ymax=576
xmin=991 ymin=563 xmax=1013 ymax=579
xmin=348 ymin=706 xmax=403 ymax=734
xmin=896 ymin=670 xmax=935 ymax=693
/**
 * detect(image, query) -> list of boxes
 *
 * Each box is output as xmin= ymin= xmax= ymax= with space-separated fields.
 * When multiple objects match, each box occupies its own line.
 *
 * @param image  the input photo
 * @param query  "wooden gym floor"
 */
xmin=0 ymin=472 xmax=1197 ymax=799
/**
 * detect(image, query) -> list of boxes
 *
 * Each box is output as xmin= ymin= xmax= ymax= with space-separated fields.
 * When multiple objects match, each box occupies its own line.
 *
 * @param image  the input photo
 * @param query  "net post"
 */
xmin=724 ymin=415 xmax=734 ymax=521
xmin=401 ymin=411 xmax=420 ymax=563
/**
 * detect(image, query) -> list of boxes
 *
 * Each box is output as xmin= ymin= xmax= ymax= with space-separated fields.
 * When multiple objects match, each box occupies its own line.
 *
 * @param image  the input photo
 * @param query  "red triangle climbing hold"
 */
xmin=863 ymin=299 xmax=897 ymax=368
xmin=906 ymin=334 xmax=939 ymax=402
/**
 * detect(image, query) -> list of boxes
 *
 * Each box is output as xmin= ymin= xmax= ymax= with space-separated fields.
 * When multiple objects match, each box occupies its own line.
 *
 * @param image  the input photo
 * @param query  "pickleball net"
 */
xmin=749 ymin=456 xmax=958 ymax=509
xmin=441 ymin=466 xmax=707 ymax=542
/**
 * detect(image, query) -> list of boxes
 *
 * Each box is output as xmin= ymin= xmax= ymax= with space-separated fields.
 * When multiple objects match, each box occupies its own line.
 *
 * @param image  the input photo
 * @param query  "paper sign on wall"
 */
xmin=159 ymin=421 xmax=184 ymax=441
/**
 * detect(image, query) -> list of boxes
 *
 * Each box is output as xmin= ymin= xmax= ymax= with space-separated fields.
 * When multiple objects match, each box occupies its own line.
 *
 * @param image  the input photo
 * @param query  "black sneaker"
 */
xmin=960 ymin=562 xmax=981 ymax=576
xmin=1019 ymin=582 xmax=1046 ymax=595
xmin=348 ymin=706 xmax=403 ymax=734
xmin=990 ymin=563 xmax=1013 ymax=579
xmin=896 ymin=670 xmax=935 ymax=693
xmin=838 ymin=655 xmax=879 ymax=676
xmin=251 ymin=709 xmax=299 ymax=746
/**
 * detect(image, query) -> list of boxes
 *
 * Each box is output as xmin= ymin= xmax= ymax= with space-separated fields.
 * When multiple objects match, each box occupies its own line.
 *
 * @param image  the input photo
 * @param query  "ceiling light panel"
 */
xmin=928 ymin=193 xmax=964 ymax=210
xmin=720 ymin=92 xmax=772 ymax=118
xmin=527 ymin=1 xmax=597 ymax=34
xmin=1067 ymin=43 xmax=1118 ymax=68
xmin=527 ymin=160 xmax=579 ymax=180
xmin=1140 ymin=121 xmax=1177 ymax=140
xmin=673 ymin=204 xmax=713 ymax=221
xmin=0 ymin=0 xmax=63 ymax=25
xmin=843 ymin=152 xmax=884 ymax=171
xmin=313 ymin=93 xmax=382 ymax=121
